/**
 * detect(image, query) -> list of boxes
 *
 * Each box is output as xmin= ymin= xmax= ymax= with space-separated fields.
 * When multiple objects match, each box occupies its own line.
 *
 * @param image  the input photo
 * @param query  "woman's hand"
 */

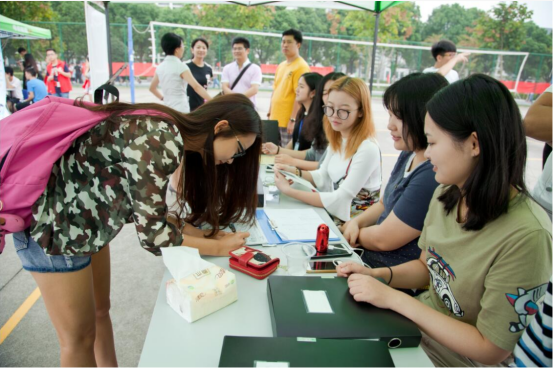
xmin=216 ymin=232 xmax=250 ymax=255
xmin=347 ymin=273 xmax=399 ymax=310
xmin=274 ymin=163 xmax=296 ymax=174
xmin=262 ymin=142 xmax=279 ymax=155
xmin=340 ymin=220 xmax=361 ymax=247
xmin=274 ymin=169 xmax=293 ymax=195
xmin=336 ymin=261 xmax=372 ymax=278
xmin=205 ymin=229 xmax=228 ymax=240
xmin=275 ymin=154 xmax=295 ymax=166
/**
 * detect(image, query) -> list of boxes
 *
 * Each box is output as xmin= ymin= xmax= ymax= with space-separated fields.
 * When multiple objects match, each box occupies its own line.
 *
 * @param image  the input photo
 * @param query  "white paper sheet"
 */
xmin=303 ymin=290 xmax=334 ymax=314
xmin=279 ymin=170 xmax=319 ymax=192
xmin=263 ymin=208 xmax=338 ymax=241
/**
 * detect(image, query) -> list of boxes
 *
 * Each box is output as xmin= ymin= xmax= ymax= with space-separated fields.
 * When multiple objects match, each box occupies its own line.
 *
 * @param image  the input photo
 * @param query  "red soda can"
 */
xmin=315 ymin=224 xmax=330 ymax=253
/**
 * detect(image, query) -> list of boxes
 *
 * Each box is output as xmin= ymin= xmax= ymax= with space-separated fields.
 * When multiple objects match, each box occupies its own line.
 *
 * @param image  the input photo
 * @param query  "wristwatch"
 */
xmin=289 ymin=118 xmax=296 ymax=123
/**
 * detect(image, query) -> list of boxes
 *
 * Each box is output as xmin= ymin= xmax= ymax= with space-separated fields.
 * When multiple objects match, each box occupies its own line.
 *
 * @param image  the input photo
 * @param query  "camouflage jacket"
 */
xmin=30 ymin=116 xmax=184 ymax=256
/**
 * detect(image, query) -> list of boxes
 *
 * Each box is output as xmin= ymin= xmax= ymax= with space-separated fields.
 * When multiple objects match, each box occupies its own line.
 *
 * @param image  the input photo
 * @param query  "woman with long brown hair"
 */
xmin=11 ymin=94 xmax=262 ymax=366
xmin=274 ymin=76 xmax=381 ymax=224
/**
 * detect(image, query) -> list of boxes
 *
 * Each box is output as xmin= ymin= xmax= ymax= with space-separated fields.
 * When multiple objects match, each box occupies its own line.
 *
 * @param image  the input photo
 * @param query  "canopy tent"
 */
xmin=0 ymin=15 xmax=52 ymax=39
xmin=107 ymin=0 xmax=401 ymax=93
xmin=0 ymin=15 xmax=52 ymax=119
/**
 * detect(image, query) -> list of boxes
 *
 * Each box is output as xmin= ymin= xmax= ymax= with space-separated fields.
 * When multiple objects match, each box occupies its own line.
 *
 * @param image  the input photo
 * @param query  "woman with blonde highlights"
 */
xmin=274 ymin=77 xmax=381 ymax=223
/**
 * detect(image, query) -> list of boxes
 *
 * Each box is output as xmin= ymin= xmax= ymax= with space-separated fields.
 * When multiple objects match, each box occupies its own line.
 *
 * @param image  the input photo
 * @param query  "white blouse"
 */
xmin=311 ymin=138 xmax=381 ymax=221
xmin=155 ymin=55 xmax=190 ymax=113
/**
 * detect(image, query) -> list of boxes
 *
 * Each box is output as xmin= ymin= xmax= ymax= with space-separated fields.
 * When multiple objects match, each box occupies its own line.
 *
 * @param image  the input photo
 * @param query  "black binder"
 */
xmin=267 ymin=276 xmax=421 ymax=348
xmin=218 ymin=336 xmax=395 ymax=367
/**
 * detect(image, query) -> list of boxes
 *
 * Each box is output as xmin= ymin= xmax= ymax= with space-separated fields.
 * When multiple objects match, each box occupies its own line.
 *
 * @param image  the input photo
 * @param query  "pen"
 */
xmin=229 ymin=224 xmax=236 ymax=233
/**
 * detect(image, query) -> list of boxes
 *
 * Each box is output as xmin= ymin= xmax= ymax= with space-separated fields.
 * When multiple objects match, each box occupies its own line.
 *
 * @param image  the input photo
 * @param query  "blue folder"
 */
xmin=256 ymin=209 xmax=341 ymax=245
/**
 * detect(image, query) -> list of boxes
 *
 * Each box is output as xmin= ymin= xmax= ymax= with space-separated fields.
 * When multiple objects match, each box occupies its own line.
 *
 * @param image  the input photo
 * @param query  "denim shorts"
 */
xmin=13 ymin=231 xmax=91 ymax=273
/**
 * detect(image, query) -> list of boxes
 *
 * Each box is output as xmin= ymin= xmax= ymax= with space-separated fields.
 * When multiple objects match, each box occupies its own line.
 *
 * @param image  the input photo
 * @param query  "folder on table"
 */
xmin=256 ymin=209 xmax=340 ymax=245
xmin=218 ymin=336 xmax=395 ymax=367
xmin=267 ymin=276 xmax=422 ymax=348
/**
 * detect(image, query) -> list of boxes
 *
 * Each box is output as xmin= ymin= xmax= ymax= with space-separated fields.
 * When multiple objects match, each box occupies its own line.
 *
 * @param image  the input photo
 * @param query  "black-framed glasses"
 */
xmin=227 ymin=122 xmax=246 ymax=159
xmin=322 ymin=105 xmax=359 ymax=120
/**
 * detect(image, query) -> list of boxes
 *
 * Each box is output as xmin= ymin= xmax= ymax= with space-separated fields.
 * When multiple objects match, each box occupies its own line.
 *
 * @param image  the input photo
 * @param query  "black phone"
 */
xmin=311 ymin=243 xmax=353 ymax=260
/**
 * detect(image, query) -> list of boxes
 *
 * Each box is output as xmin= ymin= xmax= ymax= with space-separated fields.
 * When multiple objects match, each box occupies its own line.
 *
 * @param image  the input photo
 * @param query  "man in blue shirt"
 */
xmin=15 ymin=67 xmax=47 ymax=111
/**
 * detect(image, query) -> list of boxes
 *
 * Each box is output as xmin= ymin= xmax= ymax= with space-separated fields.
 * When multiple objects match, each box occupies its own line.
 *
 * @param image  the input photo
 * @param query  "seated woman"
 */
xmin=262 ymin=72 xmax=322 ymax=161
xmin=338 ymin=74 xmax=552 ymax=367
xmin=268 ymin=72 xmax=346 ymax=171
xmin=274 ymin=76 xmax=381 ymax=224
xmin=341 ymin=73 xmax=448 ymax=267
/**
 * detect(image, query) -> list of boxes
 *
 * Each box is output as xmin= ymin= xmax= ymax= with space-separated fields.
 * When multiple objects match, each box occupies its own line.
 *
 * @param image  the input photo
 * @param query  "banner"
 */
xmin=0 ymin=43 xmax=7 ymax=119
xmin=84 ymin=2 xmax=110 ymax=91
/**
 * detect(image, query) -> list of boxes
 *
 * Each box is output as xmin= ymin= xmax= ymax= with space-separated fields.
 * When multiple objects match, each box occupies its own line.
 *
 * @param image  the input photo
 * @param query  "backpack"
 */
xmin=0 ymin=86 xmax=166 ymax=254
xmin=0 ymin=96 xmax=112 ymax=253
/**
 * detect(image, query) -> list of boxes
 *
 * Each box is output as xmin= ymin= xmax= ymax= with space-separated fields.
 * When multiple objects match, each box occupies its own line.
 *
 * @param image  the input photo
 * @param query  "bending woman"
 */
xmin=341 ymin=73 xmax=448 ymax=267
xmin=338 ymin=74 xmax=552 ymax=367
xmin=12 ymin=94 xmax=262 ymax=367
xmin=274 ymin=77 xmax=381 ymax=224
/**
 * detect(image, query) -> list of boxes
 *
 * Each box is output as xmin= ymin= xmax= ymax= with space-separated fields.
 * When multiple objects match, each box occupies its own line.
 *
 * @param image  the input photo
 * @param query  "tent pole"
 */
xmin=104 ymin=1 xmax=113 ymax=77
xmin=369 ymin=12 xmax=380 ymax=95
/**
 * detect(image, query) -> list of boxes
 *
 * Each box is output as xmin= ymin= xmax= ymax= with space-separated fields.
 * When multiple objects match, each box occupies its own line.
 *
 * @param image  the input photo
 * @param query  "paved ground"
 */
xmin=0 ymin=85 xmax=541 ymax=367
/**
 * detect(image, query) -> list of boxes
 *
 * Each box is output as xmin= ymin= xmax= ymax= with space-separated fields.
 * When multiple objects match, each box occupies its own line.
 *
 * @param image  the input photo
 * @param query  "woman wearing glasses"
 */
xmin=274 ymin=76 xmax=381 ymax=224
xmin=10 ymin=94 xmax=261 ymax=367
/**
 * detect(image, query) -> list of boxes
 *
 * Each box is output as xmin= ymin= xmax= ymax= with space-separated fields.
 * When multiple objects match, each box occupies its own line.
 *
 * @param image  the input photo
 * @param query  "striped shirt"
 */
xmin=515 ymin=278 xmax=552 ymax=367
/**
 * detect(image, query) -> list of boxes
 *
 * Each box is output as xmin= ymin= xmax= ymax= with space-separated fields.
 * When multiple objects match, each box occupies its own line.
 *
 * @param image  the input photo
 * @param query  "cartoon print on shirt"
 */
xmin=427 ymin=247 xmax=464 ymax=317
xmin=505 ymin=283 xmax=548 ymax=333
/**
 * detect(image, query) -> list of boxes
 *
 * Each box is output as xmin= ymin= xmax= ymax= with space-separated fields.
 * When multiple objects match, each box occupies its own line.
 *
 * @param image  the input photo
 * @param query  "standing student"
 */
xmin=341 ymin=73 xmax=447 ymax=268
xmin=11 ymin=94 xmax=262 ymax=367
xmin=186 ymin=37 xmax=213 ymax=111
xmin=337 ymin=74 xmax=552 ymax=367
xmin=423 ymin=40 xmax=469 ymax=84
xmin=82 ymin=57 xmax=92 ymax=102
xmin=274 ymin=77 xmax=381 ymax=224
xmin=268 ymin=29 xmax=311 ymax=146
xmin=221 ymin=37 xmax=263 ymax=107
xmin=45 ymin=48 xmax=72 ymax=98
xmin=268 ymin=72 xmax=346 ymax=171
xmin=262 ymin=72 xmax=322 ymax=156
xmin=150 ymin=33 xmax=212 ymax=113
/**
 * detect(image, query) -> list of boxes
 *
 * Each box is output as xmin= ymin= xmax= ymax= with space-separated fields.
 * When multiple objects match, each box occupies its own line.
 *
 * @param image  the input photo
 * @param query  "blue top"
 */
xmin=362 ymin=151 xmax=439 ymax=267
xmin=27 ymin=78 xmax=48 ymax=103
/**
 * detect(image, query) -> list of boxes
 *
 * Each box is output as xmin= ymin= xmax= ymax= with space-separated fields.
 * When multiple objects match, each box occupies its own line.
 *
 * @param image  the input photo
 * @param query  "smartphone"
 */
xmin=307 ymin=260 xmax=343 ymax=274
xmin=311 ymin=243 xmax=353 ymax=260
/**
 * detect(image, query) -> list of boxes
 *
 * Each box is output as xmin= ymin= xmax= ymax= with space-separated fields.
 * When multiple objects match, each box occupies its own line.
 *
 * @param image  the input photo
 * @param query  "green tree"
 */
xmin=476 ymin=1 xmax=533 ymax=50
xmin=421 ymin=4 xmax=485 ymax=44
xmin=0 ymin=1 xmax=55 ymax=22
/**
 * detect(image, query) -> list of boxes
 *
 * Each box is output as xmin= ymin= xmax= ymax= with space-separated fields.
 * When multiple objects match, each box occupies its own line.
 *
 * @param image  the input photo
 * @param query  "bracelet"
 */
xmin=298 ymin=168 xmax=302 ymax=177
xmin=386 ymin=266 xmax=393 ymax=285
xmin=277 ymin=146 xmax=280 ymax=154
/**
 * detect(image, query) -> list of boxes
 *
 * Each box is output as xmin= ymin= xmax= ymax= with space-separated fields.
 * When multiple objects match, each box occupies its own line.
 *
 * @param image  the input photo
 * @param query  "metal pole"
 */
xmin=104 ymin=1 xmax=113 ymax=76
xmin=369 ymin=12 xmax=380 ymax=94
xmin=128 ymin=17 xmax=135 ymax=104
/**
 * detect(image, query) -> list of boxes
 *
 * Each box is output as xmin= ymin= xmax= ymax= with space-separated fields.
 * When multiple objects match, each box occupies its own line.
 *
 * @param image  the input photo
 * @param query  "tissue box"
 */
xmin=166 ymin=265 xmax=238 ymax=323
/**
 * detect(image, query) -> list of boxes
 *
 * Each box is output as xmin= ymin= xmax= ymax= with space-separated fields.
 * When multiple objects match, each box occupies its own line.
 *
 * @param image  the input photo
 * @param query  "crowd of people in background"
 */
xmin=2 ymin=27 xmax=552 ymax=368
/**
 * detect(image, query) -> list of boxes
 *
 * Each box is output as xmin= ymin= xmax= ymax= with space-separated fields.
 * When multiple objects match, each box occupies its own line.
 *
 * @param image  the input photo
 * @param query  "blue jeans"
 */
xmin=49 ymin=92 xmax=70 ymax=98
xmin=13 ymin=231 xmax=91 ymax=273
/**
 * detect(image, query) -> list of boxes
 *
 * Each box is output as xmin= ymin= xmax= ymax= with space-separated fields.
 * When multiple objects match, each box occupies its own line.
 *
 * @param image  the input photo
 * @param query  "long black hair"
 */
xmin=295 ymin=72 xmax=323 ymax=146
xmin=303 ymin=72 xmax=346 ymax=151
xmin=426 ymin=73 xmax=528 ymax=231
xmin=383 ymin=73 xmax=448 ymax=151
xmin=77 ymin=94 xmax=262 ymax=235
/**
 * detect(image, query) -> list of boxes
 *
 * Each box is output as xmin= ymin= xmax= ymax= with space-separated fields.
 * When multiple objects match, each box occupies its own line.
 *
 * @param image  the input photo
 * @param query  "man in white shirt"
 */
xmin=423 ymin=40 xmax=469 ymax=84
xmin=221 ymin=37 xmax=262 ymax=107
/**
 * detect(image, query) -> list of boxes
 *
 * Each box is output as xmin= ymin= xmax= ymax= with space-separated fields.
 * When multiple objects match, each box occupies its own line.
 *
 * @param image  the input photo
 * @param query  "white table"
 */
xmin=138 ymin=165 xmax=434 ymax=367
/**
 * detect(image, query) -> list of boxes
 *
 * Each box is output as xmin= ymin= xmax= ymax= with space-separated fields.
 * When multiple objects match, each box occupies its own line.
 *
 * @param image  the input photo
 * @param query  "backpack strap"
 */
xmin=94 ymin=84 xmax=120 ymax=105
xmin=230 ymin=63 xmax=254 ymax=91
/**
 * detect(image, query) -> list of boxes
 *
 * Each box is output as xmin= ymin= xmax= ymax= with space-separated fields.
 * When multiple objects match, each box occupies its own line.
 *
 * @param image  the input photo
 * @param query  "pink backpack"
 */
xmin=0 ymin=97 xmax=112 ymax=253
xmin=0 ymin=95 xmax=173 ymax=253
